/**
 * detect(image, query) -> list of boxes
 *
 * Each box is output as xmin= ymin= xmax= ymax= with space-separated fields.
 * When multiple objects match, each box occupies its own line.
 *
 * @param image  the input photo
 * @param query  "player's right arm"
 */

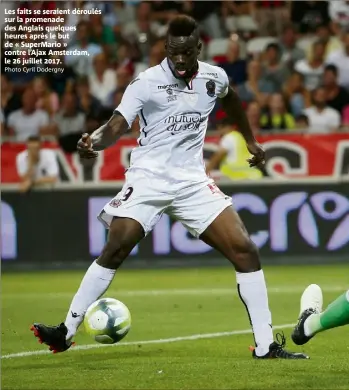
xmin=77 ymin=75 xmax=149 ymax=159
xmin=77 ymin=113 xmax=128 ymax=159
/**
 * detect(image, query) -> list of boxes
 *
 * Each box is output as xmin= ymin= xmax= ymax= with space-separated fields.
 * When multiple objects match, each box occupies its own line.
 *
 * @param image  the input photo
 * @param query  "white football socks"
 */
xmin=65 ymin=261 xmax=116 ymax=341
xmin=236 ymin=270 xmax=274 ymax=356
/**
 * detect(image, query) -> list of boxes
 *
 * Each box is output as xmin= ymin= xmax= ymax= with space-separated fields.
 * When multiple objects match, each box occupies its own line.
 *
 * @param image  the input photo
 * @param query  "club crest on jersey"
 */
xmin=166 ymin=88 xmax=177 ymax=102
xmin=109 ymin=199 xmax=122 ymax=208
xmin=206 ymin=80 xmax=216 ymax=97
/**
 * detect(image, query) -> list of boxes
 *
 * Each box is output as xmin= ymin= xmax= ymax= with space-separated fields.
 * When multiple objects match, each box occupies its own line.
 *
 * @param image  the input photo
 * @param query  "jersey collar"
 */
xmin=161 ymin=58 xmax=200 ymax=89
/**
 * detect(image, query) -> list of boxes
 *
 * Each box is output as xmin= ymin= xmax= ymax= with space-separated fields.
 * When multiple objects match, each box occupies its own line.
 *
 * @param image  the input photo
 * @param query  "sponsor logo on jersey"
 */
xmin=206 ymin=80 xmax=216 ymax=97
xmin=201 ymin=72 xmax=218 ymax=78
xmin=158 ymin=83 xmax=178 ymax=90
xmin=164 ymin=112 xmax=205 ymax=134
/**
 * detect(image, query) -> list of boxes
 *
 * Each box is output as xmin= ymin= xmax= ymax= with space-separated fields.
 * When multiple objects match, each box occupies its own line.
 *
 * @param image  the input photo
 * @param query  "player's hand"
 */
xmin=246 ymin=140 xmax=265 ymax=168
xmin=77 ymin=133 xmax=98 ymax=159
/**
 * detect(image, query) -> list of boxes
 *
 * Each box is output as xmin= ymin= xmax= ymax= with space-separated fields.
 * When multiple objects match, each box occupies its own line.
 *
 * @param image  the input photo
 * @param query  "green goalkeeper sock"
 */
xmin=304 ymin=290 xmax=349 ymax=337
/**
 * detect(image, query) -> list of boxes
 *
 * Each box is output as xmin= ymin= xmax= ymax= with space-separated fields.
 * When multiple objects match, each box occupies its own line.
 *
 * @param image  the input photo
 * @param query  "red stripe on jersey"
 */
xmin=189 ymin=71 xmax=199 ymax=89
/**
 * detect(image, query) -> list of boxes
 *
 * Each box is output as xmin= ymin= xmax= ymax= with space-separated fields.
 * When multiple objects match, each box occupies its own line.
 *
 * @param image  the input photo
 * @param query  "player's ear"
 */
xmin=197 ymin=41 xmax=202 ymax=55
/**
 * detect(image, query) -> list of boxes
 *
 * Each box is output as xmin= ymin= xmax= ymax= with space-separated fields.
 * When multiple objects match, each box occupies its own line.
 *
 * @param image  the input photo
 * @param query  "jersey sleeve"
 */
xmin=216 ymin=67 xmax=230 ymax=98
xmin=115 ymin=74 xmax=150 ymax=128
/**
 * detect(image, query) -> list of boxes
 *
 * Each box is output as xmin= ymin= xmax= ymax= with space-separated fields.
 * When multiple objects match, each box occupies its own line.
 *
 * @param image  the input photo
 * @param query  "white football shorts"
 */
xmin=98 ymin=170 xmax=232 ymax=238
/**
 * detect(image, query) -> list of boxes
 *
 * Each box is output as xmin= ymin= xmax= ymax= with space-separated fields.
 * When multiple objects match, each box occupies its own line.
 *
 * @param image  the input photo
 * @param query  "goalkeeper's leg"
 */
xmin=292 ymin=285 xmax=349 ymax=345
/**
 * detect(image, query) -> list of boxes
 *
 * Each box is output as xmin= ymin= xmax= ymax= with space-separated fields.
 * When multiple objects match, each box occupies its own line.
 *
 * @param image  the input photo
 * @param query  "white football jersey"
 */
xmin=116 ymin=58 xmax=229 ymax=183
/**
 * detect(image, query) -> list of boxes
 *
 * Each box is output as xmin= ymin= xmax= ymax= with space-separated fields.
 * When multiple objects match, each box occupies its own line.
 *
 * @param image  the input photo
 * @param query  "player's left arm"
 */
xmin=219 ymin=85 xmax=265 ymax=167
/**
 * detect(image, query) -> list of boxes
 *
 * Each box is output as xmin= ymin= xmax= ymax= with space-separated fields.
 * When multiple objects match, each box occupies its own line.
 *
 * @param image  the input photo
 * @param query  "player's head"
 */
xmin=165 ymin=15 xmax=202 ymax=79
xmin=27 ymin=136 xmax=41 ymax=157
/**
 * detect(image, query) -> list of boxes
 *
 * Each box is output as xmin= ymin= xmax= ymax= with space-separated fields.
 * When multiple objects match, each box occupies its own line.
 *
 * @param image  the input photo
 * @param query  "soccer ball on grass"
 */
xmin=84 ymin=298 xmax=131 ymax=344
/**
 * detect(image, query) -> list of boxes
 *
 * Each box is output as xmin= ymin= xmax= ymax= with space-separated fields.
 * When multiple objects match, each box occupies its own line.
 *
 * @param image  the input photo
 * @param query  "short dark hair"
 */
xmin=325 ymin=64 xmax=338 ymax=75
xmin=27 ymin=135 xmax=40 ymax=143
xmin=167 ymin=15 xmax=198 ymax=38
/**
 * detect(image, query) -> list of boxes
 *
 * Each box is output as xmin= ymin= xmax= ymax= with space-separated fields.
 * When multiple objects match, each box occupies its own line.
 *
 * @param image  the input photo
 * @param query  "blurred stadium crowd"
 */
xmin=1 ymin=0 xmax=349 ymax=153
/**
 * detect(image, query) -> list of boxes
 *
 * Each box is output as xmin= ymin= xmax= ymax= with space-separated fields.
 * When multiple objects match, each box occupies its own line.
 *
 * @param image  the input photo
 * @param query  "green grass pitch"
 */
xmin=2 ymin=264 xmax=349 ymax=389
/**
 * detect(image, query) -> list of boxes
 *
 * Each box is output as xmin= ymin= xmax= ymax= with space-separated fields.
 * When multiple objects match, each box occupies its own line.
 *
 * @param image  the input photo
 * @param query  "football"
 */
xmin=84 ymin=298 xmax=131 ymax=344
